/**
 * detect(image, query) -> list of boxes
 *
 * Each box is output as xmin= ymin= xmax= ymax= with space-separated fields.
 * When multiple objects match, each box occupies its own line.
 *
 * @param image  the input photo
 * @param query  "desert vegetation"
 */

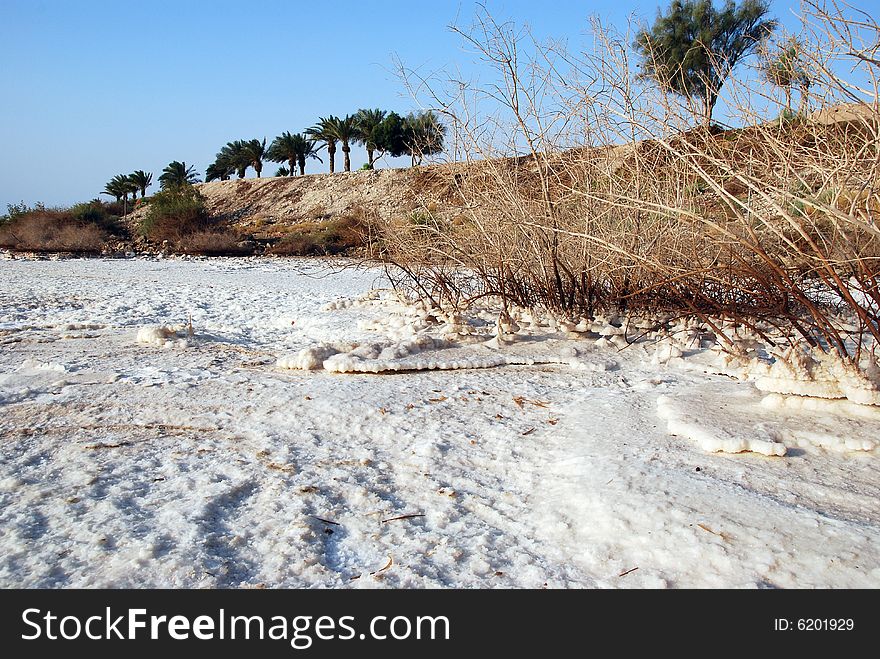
xmin=7 ymin=1 xmax=878 ymax=367
xmin=377 ymin=0 xmax=879 ymax=371
xmin=137 ymin=182 xmax=249 ymax=256
xmin=35 ymin=81 xmax=448 ymax=256
xmin=200 ymin=110 xmax=446 ymax=181
xmin=267 ymin=213 xmax=369 ymax=256
xmin=0 ymin=200 xmax=123 ymax=253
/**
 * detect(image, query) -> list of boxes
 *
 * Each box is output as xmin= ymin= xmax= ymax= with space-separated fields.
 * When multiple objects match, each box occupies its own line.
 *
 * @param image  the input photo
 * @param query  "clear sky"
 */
xmin=0 ymin=0 xmax=807 ymax=211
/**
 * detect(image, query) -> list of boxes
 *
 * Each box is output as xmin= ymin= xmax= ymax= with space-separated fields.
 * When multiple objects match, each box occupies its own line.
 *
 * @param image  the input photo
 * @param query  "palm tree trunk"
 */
xmin=343 ymin=144 xmax=351 ymax=172
xmin=367 ymin=147 xmax=374 ymax=166
xmin=298 ymin=157 xmax=305 ymax=176
xmin=328 ymin=146 xmax=336 ymax=173
xmin=289 ymin=158 xmax=296 ymax=176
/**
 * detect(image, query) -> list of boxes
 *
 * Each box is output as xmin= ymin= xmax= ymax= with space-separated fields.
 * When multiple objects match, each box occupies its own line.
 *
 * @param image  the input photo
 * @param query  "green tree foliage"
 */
xmin=330 ymin=115 xmax=358 ymax=172
xmin=101 ymin=174 xmax=138 ymax=212
xmin=242 ymin=138 xmax=267 ymax=178
xmin=211 ymin=141 xmax=248 ymax=179
xmin=158 ymin=161 xmax=201 ymax=189
xmin=306 ymin=117 xmax=340 ymax=173
xmin=268 ymin=132 xmax=323 ymax=176
xmin=404 ymin=111 xmax=446 ymax=166
xmin=101 ymin=175 xmax=128 ymax=204
xmin=207 ymin=138 xmax=265 ymax=179
xmin=292 ymin=134 xmax=322 ymax=176
xmin=128 ymin=170 xmax=153 ymax=198
xmin=635 ymin=0 xmax=776 ymax=126
xmin=267 ymin=131 xmax=298 ymax=176
xmin=206 ymin=160 xmax=235 ymax=182
xmin=760 ymin=36 xmax=811 ymax=113
xmin=354 ymin=108 xmax=387 ymax=166
xmin=275 ymin=166 xmax=291 ymax=177
xmin=370 ymin=112 xmax=409 ymax=161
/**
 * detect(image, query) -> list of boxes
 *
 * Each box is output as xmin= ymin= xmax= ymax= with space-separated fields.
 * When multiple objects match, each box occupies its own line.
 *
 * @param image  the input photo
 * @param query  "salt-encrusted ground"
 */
xmin=1 ymin=255 xmax=878 ymax=588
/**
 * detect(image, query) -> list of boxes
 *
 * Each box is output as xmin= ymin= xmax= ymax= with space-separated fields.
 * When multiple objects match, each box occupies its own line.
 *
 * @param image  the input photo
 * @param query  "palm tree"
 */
xmin=224 ymin=141 xmax=250 ymax=178
xmin=125 ymin=177 xmax=139 ymax=202
xmin=355 ymin=108 xmax=387 ymax=167
xmin=101 ymin=184 xmax=122 ymax=204
xmin=101 ymin=174 xmax=138 ymax=214
xmin=275 ymin=166 xmax=291 ymax=177
xmin=129 ymin=170 xmax=152 ymax=198
xmin=101 ymin=175 xmax=129 ymax=203
xmin=331 ymin=115 xmax=358 ymax=172
xmin=404 ymin=111 xmax=446 ymax=166
xmin=306 ymin=116 xmax=339 ymax=173
xmin=760 ymin=36 xmax=811 ymax=114
xmin=206 ymin=159 xmax=235 ymax=182
xmin=267 ymin=131 xmax=299 ymax=176
xmin=242 ymin=138 xmax=267 ymax=178
xmin=292 ymin=134 xmax=322 ymax=176
xmin=158 ymin=161 xmax=201 ymax=189
xmin=268 ymin=132 xmax=325 ymax=176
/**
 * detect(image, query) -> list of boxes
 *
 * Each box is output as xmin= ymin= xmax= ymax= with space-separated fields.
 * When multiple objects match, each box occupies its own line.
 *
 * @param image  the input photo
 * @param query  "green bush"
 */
xmin=70 ymin=200 xmax=125 ymax=231
xmin=139 ymin=185 xmax=250 ymax=255
xmin=2 ymin=201 xmax=45 ymax=225
xmin=140 ymin=185 xmax=209 ymax=242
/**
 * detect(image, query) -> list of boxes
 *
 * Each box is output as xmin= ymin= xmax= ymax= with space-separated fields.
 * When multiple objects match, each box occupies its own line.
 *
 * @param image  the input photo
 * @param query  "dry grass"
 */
xmin=178 ymin=230 xmax=252 ymax=256
xmin=385 ymin=1 xmax=880 ymax=365
xmin=268 ymin=214 xmax=369 ymax=256
xmin=0 ymin=211 xmax=108 ymax=253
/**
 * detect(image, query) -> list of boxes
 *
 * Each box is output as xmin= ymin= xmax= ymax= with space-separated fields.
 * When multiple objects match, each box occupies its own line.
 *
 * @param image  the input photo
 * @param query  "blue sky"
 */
xmin=0 ymin=0 xmax=807 ymax=210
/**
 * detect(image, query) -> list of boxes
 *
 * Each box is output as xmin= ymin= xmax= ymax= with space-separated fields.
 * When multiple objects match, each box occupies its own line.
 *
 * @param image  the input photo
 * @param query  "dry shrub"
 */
xmin=386 ymin=1 xmax=880 ymax=364
xmin=177 ymin=230 xmax=252 ymax=256
xmin=306 ymin=204 xmax=329 ymax=221
xmin=0 ymin=211 xmax=108 ymax=253
xmin=268 ymin=214 xmax=369 ymax=256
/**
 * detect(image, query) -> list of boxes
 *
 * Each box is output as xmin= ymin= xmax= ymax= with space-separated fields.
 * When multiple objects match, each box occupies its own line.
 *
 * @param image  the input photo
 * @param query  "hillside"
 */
xmin=146 ymin=102 xmax=876 ymax=244
xmin=197 ymin=169 xmax=423 ymax=240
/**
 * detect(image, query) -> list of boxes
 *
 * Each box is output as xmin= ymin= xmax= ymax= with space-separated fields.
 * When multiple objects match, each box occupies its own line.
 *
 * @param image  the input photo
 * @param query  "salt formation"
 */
xmin=135 ymin=325 xmax=189 ymax=348
xmin=749 ymin=347 xmax=880 ymax=406
xmin=276 ymin=344 xmax=346 ymax=370
xmin=656 ymin=395 xmax=787 ymax=456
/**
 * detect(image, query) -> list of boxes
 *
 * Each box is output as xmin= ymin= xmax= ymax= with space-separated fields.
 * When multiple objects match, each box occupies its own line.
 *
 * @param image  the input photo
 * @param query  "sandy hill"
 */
xmin=193 ymin=167 xmax=450 ymax=240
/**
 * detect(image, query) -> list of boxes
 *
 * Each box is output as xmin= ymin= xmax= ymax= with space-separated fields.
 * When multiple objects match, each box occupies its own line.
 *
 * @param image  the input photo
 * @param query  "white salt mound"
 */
xmin=277 ymin=344 xmax=345 ymax=370
xmin=657 ymin=394 xmax=787 ymax=456
xmin=135 ymin=325 xmax=184 ymax=347
xmin=750 ymin=348 xmax=880 ymax=406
